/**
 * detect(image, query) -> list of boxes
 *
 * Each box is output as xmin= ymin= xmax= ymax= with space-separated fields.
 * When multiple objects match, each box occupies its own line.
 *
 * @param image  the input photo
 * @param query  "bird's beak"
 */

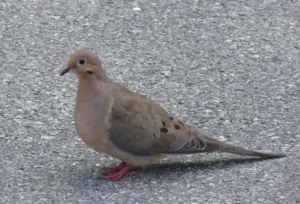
xmin=60 ymin=67 xmax=73 ymax=76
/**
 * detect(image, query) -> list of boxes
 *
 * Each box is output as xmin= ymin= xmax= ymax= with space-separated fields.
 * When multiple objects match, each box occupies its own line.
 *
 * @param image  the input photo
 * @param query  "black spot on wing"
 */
xmin=174 ymin=124 xmax=180 ymax=129
xmin=160 ymin=127 xmax=168 ymax=133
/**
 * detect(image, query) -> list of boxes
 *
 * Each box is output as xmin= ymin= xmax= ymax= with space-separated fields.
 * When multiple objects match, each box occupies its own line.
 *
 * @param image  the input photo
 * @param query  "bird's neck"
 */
xmin=75 ymin=77 xmax=115 ymax=125
xmin=76 ymin=77 xmax=113 ymax=102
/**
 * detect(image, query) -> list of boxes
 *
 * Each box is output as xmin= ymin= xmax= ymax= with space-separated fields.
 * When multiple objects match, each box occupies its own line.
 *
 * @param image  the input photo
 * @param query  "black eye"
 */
xmin=79 ymin=59 xmax=86 ymax=65
xmin=77 ymin=58 xmax=86 ymax=66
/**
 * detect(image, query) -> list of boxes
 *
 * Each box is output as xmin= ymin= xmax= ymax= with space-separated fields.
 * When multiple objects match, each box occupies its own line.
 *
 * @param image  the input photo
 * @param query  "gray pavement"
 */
xmin=0 ymin=0 xmax=300 ymax=203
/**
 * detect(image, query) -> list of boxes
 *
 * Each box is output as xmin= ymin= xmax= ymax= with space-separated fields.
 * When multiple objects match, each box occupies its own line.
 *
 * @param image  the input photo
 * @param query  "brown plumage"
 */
xmin=60 ymin=49 xmax=286 ymax=181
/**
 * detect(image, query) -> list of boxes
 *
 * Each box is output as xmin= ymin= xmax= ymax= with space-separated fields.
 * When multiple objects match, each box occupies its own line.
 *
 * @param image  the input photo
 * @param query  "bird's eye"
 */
xmin=77 ymin=58 xmax=86 ymax=66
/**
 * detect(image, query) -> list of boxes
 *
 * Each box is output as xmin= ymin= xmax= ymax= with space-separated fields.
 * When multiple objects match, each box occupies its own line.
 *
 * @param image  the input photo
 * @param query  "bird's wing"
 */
xmin=108 ymin=85 xmax=222 ymax=156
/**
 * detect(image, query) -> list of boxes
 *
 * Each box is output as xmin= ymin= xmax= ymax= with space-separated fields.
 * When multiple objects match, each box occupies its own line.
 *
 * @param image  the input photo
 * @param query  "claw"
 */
xmin=104 ymin=161 xmax=127 ymax=174
xmin=102 ymin=162 xmax=133 ymax=181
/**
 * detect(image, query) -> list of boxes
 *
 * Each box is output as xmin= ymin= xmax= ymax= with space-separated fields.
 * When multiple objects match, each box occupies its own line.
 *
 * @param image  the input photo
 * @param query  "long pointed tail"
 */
xmin=220 ymin=142 xmax=286 ymax=158
xmin=202 ymin=134 xmax=287 ymax=158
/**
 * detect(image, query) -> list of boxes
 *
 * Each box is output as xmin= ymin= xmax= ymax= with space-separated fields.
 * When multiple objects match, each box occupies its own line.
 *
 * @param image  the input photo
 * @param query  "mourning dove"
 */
xmin=60 ymin=50 xmax=286 ymax=181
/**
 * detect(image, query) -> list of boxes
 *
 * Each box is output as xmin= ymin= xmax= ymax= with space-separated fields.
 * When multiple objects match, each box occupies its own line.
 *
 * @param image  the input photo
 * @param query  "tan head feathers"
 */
xmin=60 ymin=49 xmax=107 ymax=79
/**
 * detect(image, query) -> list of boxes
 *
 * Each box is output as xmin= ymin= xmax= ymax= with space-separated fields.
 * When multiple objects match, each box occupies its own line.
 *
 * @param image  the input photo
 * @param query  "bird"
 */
xmin=60 ymin=49 xmax=286 ymax=181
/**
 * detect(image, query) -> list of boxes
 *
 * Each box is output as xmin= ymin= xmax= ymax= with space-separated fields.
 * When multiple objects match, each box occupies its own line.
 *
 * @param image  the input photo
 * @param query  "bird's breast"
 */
xmin=74 ymin=101 xmax=110 ymax=153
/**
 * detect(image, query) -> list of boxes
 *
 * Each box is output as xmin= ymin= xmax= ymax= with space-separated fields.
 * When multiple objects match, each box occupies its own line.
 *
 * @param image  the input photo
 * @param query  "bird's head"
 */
xmin=60 ymin=49 xmax=107 ymax=80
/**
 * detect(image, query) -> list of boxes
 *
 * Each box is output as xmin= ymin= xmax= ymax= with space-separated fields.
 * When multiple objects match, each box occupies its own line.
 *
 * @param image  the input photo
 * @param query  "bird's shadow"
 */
xmin=136 ymin=156 xmax=279 ymax=174
xmin=69 ymin=156 xmax=284 ymax=186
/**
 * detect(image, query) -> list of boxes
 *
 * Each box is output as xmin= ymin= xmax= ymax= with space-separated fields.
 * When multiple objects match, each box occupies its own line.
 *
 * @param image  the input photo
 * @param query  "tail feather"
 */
xmin=203 ymin=135 xmax=286 ymax=158
xmin=220 ymin=143 xmax=286 ymax=158
xmin=165 ymin=127 xmax=286 ymax=158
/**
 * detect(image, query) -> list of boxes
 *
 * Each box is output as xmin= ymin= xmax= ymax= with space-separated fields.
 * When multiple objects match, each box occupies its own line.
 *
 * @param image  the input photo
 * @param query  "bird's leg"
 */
xmin=102 ymin=162 xmax=134 ymax=181
xmin=104 ymin=161 xmax=127 ymax=174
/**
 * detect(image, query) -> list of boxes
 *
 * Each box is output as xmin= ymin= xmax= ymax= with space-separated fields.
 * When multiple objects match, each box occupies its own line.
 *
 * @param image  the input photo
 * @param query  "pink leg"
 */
xmin=104 ymin=161 xmax=127 ymax=174
xmin=102 ymin=162 xmax=134 ymax=181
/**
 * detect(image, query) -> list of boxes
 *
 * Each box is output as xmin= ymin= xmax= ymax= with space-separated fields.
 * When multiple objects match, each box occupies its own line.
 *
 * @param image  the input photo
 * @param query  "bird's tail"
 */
xmin=201 ymin=134 xmax=286 ymax=158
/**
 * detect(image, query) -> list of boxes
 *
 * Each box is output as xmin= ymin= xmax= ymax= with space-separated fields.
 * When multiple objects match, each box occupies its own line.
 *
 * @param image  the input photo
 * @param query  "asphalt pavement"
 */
xmin=0 ymin=0 xmax=299 ymax=203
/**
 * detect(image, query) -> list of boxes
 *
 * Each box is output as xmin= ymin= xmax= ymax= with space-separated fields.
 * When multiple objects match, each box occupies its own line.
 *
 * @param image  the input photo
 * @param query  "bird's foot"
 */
xmin=104 ymin=161 xmax=127 ymax=174
xmin=102 ymin=162 xmax=134 ymax=181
